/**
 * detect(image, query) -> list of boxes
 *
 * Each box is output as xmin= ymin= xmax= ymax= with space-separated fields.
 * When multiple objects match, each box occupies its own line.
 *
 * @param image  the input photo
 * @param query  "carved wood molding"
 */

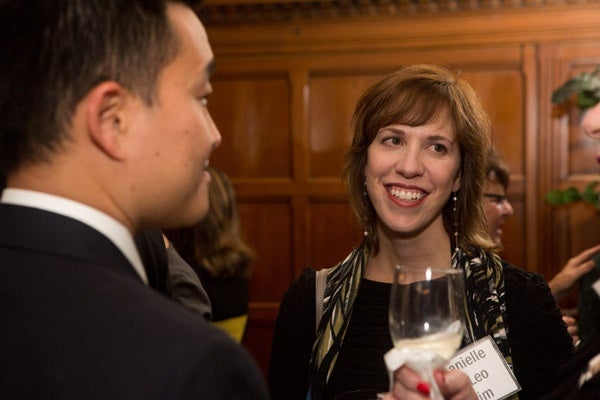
xmin=201 ymin=2 xmax=600 ymax=57
xmin=197 ymin=0 xmax=599 ymax=25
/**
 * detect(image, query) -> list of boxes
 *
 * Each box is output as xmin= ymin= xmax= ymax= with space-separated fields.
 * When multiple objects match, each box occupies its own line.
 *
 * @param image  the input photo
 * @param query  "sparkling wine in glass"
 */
xmin=388 ymin=266 xmax=466 ymax=399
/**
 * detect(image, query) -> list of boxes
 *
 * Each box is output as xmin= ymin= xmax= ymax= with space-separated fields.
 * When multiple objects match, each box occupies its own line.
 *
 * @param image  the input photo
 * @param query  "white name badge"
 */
xmin=446 ymin=336 xmax=520 ymax=400
xmin=593 ymin=278 xmax=600 ymax=298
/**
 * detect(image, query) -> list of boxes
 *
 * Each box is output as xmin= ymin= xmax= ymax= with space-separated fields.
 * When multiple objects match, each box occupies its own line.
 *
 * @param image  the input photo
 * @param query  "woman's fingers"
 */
xmin=390 ymin=366 xmax=434 ymax=399
xmin=434 ymin=369 xmax=478 ymax=400
xmin=388 ymin=367 xmax=478 ymax=400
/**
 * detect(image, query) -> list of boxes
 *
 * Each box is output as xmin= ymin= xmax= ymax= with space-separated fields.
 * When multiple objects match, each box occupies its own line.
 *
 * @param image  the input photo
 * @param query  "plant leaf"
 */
xmin=545 ymin=190 xmax=566 ymax=206
xmin=552 ymin=77 xmax=587 ymax=104
xmin=552 ymin=68 xmax=600 ymax=109
xmin=545 ymin=181 xmax=600 ymax=209
xmin=582 ymin=181 xmax=600 ymax=206
xmin=562 ymin=187 xmax=582 ymax=203
xmin=578 ymin=91 xmax=600 ymax=110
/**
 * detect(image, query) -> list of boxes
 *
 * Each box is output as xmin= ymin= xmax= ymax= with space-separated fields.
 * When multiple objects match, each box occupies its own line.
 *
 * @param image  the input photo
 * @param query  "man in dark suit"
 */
xmin=0 ymin=1 xmax=269 ymax=399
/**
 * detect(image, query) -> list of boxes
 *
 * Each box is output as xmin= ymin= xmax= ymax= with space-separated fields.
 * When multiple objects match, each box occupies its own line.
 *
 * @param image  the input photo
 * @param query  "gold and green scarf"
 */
xmin=307 ymin=241 xmax=513 ymax=400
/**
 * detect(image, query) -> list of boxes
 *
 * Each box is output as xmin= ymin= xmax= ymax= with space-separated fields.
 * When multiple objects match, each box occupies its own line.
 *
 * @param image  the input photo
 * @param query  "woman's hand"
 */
xmin=434 ymin=369 xmax=478 ymax=400
xmin=380 ymin=366 xmax=477 ymax=400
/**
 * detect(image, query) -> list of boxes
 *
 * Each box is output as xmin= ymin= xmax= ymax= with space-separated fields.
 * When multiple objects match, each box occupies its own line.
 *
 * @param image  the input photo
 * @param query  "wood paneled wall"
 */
xmin=196 ymin=1 xmax=600 ymax=375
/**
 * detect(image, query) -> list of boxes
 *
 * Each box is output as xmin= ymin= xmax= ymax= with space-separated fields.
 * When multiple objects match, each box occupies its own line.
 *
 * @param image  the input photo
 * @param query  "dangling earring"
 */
xmin=452 ymin=191 xmax=459 ymax=256
xmin=363 ymin=181 xmax=369 ymax=236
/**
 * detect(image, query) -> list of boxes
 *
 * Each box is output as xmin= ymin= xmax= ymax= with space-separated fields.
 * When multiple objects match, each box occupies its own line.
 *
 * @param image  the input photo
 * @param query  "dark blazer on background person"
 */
xmin=0 ymin=204 xmax=269 ymax=399
xmin=167 ymin=243 xmax=213 ymax=319
xmin=135 ymin=228 xmax=172 ymax=297
xmin=135 ymin=228 xmax=213 ymax=319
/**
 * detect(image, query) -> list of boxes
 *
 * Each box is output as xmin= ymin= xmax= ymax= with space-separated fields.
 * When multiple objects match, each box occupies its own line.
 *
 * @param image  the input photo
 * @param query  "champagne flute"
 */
xmin=388 ymin=266 xmax=466 ymax=400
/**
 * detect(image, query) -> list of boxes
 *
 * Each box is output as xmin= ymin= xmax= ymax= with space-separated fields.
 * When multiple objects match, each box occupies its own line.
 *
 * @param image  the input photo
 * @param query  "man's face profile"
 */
xmin=130 ymin=3 xmax=221 ymax=230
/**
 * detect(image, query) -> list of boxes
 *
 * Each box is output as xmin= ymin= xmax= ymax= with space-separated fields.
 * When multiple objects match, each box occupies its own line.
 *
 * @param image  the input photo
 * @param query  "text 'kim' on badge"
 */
xmin=446 ymin=336 xmax=521 ymax=400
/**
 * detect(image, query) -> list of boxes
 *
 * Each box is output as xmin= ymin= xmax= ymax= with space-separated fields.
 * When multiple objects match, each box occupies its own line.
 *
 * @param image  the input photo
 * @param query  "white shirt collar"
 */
xmin=1 ymin=188 xmax=148 ymax=285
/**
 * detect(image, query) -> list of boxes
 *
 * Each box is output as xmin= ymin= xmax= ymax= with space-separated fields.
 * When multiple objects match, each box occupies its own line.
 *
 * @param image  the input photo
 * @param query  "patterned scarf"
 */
xmin=307 ymin=241 xmax=514 ymax=399
xmin=454 ymin=248 xmax=512 ymax=366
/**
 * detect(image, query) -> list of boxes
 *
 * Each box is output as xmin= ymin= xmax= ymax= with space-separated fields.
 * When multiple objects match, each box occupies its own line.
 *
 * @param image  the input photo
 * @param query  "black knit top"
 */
xmin=268 ymin=262 xmax=573 ymax=400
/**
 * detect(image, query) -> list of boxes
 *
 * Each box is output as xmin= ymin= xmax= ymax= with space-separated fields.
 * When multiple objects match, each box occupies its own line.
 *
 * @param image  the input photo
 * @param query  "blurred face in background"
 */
xmin=582 ymin=102 xmax=600 ymax=161
xmin=482 ymin=176 xmax=514 ymax=245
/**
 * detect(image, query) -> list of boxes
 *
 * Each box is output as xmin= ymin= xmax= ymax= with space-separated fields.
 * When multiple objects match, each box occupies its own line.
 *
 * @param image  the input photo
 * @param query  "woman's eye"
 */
xmin=384 ymin=137 xmax=401 ymax=145
xmin=431 ymin=143 xmax=448 ymax=153
xmin=199 ymin=97 xmax=208 ymax=107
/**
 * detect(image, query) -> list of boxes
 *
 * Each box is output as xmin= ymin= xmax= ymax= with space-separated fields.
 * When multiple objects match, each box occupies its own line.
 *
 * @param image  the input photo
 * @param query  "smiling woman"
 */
xmin=364 ymin=112 xmax=461 ymax=247
xmin=268 ymin=64 xmax=574 ymax=400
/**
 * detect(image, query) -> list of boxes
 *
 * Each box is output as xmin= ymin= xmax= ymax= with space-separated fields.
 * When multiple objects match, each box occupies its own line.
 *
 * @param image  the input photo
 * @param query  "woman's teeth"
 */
xmin=389 ymin=188 xmax=424 ymax=200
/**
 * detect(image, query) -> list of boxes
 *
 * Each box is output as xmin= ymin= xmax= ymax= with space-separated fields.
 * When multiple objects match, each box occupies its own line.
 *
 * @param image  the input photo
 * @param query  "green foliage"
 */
xmin=545 ymin=181 xmax=600 ymax=209
xmin=551 ymin=67 xmax=600 ymax=110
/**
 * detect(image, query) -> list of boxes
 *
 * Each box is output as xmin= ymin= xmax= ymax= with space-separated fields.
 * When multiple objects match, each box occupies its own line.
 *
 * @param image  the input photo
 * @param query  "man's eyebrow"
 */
xmin=206 ymin=59 xmax=216 ymax=80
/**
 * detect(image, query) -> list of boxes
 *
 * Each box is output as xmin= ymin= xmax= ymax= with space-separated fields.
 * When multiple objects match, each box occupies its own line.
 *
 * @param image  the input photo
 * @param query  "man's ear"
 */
xmin=85 ymin=81 xmax=128 ymax=161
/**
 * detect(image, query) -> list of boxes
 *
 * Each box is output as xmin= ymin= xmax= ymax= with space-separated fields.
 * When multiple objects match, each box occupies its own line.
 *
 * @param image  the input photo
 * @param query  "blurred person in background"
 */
xmin=483 ymin=149 xmax=600 ymax=344
xmin=543 ymin=88 xmax=600 ymax=400
xmin=136 ymin=229 xmax=213 ymax=319
xmin=167 ymin=165 xmax=254 ymax=342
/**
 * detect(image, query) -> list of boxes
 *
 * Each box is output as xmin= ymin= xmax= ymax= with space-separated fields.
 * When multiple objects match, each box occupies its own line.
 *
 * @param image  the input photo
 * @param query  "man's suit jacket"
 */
xmin=0 ymin=204 xmax=269 ymax=399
